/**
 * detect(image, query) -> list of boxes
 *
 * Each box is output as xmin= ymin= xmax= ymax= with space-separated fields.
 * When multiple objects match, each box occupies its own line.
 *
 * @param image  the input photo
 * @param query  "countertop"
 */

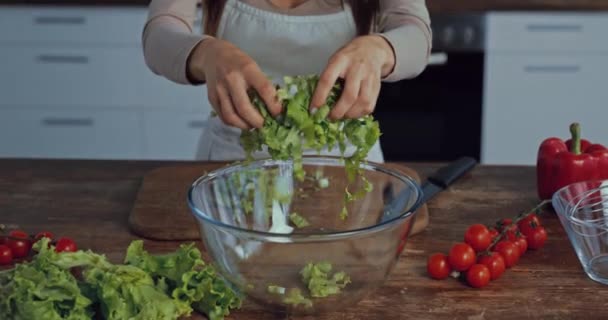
xmin=2 ymin=159 xmax=608 ymax=319
xmin=2 ymin=0 xmax=608 ymax=11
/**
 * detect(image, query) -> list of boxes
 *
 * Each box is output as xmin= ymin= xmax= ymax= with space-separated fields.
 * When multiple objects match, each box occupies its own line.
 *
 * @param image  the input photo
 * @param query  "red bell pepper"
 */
xmin=536 ymin=123 xmax=608 ymax=200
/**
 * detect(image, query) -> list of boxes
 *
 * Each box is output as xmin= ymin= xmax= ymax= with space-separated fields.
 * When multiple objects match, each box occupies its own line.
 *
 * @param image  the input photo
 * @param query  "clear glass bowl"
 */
xmin=552 ymin=180 xmax=608 ymax=285
xmin=187 ymin=156 xmax=422 ymax=314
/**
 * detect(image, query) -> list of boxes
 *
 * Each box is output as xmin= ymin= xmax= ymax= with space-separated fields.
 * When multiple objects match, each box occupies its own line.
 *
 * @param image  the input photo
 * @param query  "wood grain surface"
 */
xmin=127 ymin=162 xmax=429 ymax=241
xmin=2 ymin=159 xmax=608 ymax=319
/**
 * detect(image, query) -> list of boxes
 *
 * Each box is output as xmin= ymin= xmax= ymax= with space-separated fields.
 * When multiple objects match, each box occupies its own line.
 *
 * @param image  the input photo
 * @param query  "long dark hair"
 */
xmin=203 ymin=0 xmax=380 ymax=36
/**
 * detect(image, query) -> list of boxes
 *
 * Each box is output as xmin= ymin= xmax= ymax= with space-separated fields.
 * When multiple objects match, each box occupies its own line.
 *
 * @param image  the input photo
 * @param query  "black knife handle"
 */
xmin=427 ymin=157 xmax=477 ymax=188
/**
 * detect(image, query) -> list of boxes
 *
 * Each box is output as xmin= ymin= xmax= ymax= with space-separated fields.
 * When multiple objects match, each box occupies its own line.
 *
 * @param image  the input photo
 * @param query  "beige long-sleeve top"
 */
xmin=143 ymin=0 xmax=432 ymax=84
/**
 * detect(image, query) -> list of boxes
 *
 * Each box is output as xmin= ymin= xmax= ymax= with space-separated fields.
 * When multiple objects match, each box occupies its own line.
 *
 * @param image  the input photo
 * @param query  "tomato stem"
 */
xmin=482 ymin=200 xmax=551 ymax=255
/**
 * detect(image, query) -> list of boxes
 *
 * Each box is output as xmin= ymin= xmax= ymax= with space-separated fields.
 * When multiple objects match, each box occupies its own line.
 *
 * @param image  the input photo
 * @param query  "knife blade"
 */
xmin=382 ymin=157 xmax=477 ymax=221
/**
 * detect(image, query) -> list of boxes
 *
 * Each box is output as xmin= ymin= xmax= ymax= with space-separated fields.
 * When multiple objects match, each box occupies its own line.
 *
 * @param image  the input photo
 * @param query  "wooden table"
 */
xmin=2 ymin=159 xmax=608 ymax=319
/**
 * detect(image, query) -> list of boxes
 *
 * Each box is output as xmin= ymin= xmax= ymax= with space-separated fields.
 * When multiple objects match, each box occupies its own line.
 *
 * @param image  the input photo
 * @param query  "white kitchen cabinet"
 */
xmin=0 ymin=5 xmax=211 ymax=161
xmin=0 ymin=7 xmax=147 ymax=46
xmin=143 ymin=110 xmax=212 ymax=160
xmin=487 ymin=12 xmax=608 ymax=53
xmin=482 ymin=12 xmax=608 ymax=165
xmin=0 ymin=46 xmax=204 ymax=109
xmin=0 ymin=108 xmax=144 ymax=159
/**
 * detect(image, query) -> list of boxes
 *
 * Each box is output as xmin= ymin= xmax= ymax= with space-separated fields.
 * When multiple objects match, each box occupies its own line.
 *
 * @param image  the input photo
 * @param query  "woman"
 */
xmin=142 ymin=0 xmax=431 ymax=163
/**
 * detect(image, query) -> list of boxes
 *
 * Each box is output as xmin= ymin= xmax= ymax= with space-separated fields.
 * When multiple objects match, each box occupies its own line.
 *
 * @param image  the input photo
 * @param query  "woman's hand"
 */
xmin=311 ymin=35 xmax=396 ymax=120
xmin=187 ymin=38 xmax=282 ymax=129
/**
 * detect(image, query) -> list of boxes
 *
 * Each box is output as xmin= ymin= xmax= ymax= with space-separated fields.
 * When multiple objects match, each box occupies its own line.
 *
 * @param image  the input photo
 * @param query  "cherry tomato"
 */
xmin=464 ymin=224 xmax=492 ymax=252
xmin=427 ymin=253 xmax=451 ymax=280
xmin=466 ymin=264 xmax=491 ymax=288
xmin=9 ymin=230 xmax=29 ymax=239
xmin=527 ymin=226 xmax=548 ymax=250
xmin=55 ymin=237 xmax=77 ymax=253
xmin=7 ymin=230 xmax=32 ymax=258
xmin=35 ymin=231 xmax=54 ymax=241
xmin=448 ymin=243 xmax=476 ymax=272
xmin=0 ymin=236 xmax=5 ymax=245
xmin=514 ymin=236 xmax=528 ymax=255
xmin=518 ymin=214 xmax=542 ymax=237
xmin=488 ymin=228 xmax=499 ymax=243
xmin=494 ymin=240 xmax=520 ymax=268
xmin=478 ymin=251 xmax=506 ymax=280
xmin=0 ymin=245 xmax=13 ymax=265
xmin=497 ymin=219 xmax=520 ymax=242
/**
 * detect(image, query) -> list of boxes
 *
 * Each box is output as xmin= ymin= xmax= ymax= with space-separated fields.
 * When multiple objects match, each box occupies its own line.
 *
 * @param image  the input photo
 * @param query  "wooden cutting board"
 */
xmin=128 ymin=162 xmax=429 ymax=240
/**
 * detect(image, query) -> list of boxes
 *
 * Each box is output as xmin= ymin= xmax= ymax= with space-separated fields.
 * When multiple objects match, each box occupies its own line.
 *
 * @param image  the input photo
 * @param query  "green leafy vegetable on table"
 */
xmin=0 ymin=238 xmax=241 ymax=320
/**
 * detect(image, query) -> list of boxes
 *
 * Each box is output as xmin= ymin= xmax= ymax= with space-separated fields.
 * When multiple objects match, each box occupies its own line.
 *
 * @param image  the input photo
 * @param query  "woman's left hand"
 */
xmin=311 ymin=35 xmax=395 ymax=120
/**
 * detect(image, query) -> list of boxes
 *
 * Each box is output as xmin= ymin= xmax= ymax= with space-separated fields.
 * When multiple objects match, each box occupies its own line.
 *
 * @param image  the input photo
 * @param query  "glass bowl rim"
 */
xmin=552 ymin=179 xmax=608 ymax=229
xmin=187 ymin=156 xmax=423 ymax=241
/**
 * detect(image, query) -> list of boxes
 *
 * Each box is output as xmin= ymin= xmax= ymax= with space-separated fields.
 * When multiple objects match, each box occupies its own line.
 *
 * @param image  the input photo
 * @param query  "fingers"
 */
xmin=344 ymin=75 xmax=380 ymax=119
xmin=247 ymin=70 xmax=282 ymax=116
xmin=207 ymin=85 xmax=220 ymax=115
xmin=330 ymin=64 xmax=363 ymax=120
xmin=225 ymin=77 xmax=265 ymax=128
xmin=311 ymin=55 xmax=348 ymax=109
xmin=216 ymin=84 xmax=250 ymax=130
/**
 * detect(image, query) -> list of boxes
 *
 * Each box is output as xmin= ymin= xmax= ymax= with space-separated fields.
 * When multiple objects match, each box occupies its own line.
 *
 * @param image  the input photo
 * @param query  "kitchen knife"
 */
xmin=382 ymin=157 xmax=478 ymax=221
xmin=420 ymin=156 xmax=478 ymax=204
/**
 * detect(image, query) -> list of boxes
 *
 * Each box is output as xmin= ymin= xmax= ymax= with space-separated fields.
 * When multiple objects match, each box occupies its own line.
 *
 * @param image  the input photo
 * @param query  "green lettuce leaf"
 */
xmin=34 ymin=238 xmax=192 ymax=320
xmin=83 ymin=264 xmax=191 ymax=320
xmin=124 ymin=240 xmax=242 ymax=320
xmin=300 ymin=261 xmax=350 ymax=298
xmin=0 ymin=254 xmax=94 ymax=320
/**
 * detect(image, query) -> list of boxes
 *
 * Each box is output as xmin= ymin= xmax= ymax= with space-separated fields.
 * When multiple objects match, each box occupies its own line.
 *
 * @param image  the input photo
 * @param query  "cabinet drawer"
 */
xmin=483 ymin=54 xmax=608 ymax=109
xmin=481 ymin=54 xmax=608 ymax=165
xmin=0 ymin=46 xmax=204 ymax=109
xmin=0 ymin=108 xmax=143 ymax=159
xmin=487 ymin=12 xmax=608 ymax=53
xmin=142 ymin=111 xmax=210 ymax=160
xmin=0 ymin=7 xmax=147 ymax=46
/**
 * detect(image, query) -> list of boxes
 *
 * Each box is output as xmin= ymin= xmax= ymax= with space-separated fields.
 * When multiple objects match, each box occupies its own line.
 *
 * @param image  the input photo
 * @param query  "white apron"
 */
xmin=195 ymin=0 xmax=384 ymax=163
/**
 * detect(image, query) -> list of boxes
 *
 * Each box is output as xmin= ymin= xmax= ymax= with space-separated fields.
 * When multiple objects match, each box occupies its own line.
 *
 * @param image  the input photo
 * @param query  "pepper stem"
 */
xmin=569 ymin=122 xmax=582 ymax=155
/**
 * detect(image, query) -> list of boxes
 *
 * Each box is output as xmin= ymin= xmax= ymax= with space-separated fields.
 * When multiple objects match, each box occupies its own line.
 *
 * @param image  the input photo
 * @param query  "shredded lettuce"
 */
xmin=289 ymin=212 xmax=310 ymax=228
xmin=282 ymin=288 xmax=313 ymax=308
xmin=266 ymin=284 xmax=285 ymax=295
xmin=241 ymin=75 xmax=381 ymax=203
xmin=300 ymin=261 xmax=351 ymax=298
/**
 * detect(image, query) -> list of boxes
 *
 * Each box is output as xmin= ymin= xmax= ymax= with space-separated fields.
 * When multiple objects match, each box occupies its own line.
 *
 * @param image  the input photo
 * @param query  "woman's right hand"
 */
xmin=187 ymin=38 xmax=282 ymax=129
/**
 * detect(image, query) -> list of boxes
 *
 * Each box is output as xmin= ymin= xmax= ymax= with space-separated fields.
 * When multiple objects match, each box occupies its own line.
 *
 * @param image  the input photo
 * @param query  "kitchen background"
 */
xmin=0 ymin=1 xmax=606 ymax=165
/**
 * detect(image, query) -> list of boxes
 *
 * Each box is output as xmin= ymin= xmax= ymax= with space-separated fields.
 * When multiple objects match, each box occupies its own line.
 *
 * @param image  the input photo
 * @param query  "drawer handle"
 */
xmin=34 ymin=16 xmax=86 ymax=25
xmin=36 ymin=55 xmax=89 ymax=64
xmin=188 ymin=120 xmax=207 ymax=129
xmin=526 ymin=24 xmax=582 ymax=32
xmin=524 ymin=65 xmax=581 ymax=73
xmin=41 ymin=118 xmax=94 ymax=127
